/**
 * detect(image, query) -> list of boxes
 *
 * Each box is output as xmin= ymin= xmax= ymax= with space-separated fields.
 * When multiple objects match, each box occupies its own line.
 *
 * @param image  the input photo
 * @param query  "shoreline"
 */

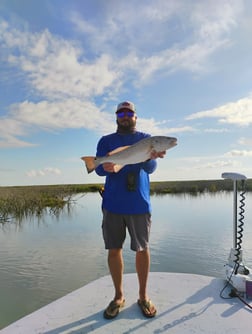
xmin=1 ymin=178 xmax=251 ymax=194
xmin=1 ymin=179 xmax=251 ymax=224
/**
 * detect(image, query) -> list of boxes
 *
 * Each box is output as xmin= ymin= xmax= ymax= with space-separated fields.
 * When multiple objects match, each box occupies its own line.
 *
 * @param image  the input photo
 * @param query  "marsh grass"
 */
xmin=1 ymin=179 xmax=251 ymax=224
xmin=0 ymin=184 xmax=93 ymax=225
xmin=150 ymin=178 xmax=252 ymax=195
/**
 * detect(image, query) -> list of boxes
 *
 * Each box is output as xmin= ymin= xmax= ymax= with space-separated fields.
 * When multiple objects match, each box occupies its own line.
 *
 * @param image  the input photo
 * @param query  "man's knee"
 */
xmin=108 ymin=248 xmax=122 ymax=257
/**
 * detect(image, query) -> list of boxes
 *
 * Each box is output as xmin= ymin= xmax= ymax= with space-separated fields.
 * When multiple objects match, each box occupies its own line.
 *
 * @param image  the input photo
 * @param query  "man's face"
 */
xmin=116 ymin=108 xmax=137 ymax=130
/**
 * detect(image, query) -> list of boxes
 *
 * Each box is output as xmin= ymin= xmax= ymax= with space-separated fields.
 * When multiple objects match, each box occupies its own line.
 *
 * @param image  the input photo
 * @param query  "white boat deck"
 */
xmin=1 ymin=272 xmax=251 ymax=334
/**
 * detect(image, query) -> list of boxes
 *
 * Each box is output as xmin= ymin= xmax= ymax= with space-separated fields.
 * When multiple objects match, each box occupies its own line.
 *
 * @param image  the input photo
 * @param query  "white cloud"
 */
xmin=68 ymin=0 xmax=243 ymax=83
xmin=202 ymin=160 xmax=239 ymax=169
xmin=186 ymin=96 xmax=252 ymax=126
xmin=177 ymin=154 xmax=240 ymax=169
xmin=0 ymin=117 xmax=37 ymax=147
xmin=225 ymin=150 xmax=252 ymax=157
xmin=168 ymin=155 xmax=241 ymax=181
xmin=3 ymin=99 xmax=192 ymax=146
xmin=0 ymin=0 xmax=248 ymax=148
xmin=205 ymin=128 xmax=229 ymax=133
xmin=0 ymin=135 xmax=35 ymax=148
xmin=0 ymin=24 xmax=119 ymax=100
xmin=26 ymin=167 xmax=61 ymax=178
xmin=238 ymin=137 xmax=252 ymax=146
xmin=0 ymin=0 xmax=243 ymax=104
xmin=138 ymin=117 xmax=194 ymax=136
xmin=191 ymin=0 xmax=243 ymax=41
xmin=10 ymin=99 xmax=111 ymax=131
xmin=68 ymin=2 xmax=182 ymax=54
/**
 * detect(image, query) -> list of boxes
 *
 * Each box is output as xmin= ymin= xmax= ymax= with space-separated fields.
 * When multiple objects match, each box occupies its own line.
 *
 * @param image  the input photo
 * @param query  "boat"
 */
xmin=1 ymin=173 xmax=251 ymax=333
xmin=1 ymin=272 xmax=251 ymax=334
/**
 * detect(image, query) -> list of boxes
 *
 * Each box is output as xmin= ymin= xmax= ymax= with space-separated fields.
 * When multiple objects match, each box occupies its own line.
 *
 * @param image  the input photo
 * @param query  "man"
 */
xmin=95 ymin=101 xmax=165 ymax=319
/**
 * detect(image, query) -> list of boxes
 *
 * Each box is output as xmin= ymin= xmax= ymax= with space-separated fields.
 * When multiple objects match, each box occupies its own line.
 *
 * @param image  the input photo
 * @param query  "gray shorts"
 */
xmin=102 ymin=209 xmax=151 ymax=251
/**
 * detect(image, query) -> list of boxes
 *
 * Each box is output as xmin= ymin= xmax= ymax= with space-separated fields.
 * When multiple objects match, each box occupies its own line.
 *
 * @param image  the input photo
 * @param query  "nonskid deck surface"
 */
xmin=1 ymin=272 xmax=251 ymax=334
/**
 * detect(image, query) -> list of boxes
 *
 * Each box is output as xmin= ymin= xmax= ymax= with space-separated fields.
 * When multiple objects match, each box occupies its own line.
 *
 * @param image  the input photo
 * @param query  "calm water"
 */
xmin=0 ymin=192 xmax=252 ymax=329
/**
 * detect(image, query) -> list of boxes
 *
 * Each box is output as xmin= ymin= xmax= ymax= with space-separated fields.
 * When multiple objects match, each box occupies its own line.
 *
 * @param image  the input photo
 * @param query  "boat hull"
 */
xmin=1 ymin=272 xmax=251 ymax=333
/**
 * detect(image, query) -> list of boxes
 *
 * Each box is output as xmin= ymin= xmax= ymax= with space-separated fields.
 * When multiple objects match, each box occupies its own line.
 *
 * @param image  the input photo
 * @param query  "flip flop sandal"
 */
xmin=138 ymin=299 xmax=157 ymax=318
xmin=103 ymin=299 xmax=125 ymax=319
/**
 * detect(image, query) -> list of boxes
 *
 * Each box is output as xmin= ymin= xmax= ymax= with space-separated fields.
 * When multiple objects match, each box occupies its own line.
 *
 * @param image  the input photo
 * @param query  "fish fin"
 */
xmin=107 ymin=146 xmax=130 ymax=156
xmin=81 ymin=156 xmax=96 ymax=174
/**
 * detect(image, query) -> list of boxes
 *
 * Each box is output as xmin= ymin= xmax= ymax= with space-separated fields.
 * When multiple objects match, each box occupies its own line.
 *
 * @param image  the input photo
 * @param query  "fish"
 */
xmin=81 ymin=135 xmax=177 ymax=174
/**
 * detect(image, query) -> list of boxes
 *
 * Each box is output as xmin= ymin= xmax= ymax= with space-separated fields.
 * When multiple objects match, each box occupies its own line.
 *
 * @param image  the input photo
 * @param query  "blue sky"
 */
xmin=1 ymin=0 xmax=252 ymax=186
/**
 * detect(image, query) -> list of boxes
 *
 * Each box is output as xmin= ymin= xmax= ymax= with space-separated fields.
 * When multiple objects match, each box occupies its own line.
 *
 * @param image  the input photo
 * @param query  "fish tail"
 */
xmin=81 ymin=156 xmax=96 ymax=174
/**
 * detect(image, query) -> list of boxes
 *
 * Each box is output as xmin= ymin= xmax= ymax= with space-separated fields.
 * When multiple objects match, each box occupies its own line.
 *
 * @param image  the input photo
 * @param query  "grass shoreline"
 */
xmin=1 ymin=178 xmax=251 ymax=194
xmin=1 ymin=179 xmax=251 ymax=224
xmin=76 ymin=178 xmax=251 ymax=194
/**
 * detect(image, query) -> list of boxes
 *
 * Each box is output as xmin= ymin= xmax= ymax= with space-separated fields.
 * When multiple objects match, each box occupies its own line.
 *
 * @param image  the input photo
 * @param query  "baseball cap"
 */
xmin=116 ymin=101 xmax=136 ymax=113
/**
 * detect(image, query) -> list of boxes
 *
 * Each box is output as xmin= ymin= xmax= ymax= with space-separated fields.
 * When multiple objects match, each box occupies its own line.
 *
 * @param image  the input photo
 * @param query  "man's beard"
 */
xmin=116 ymin=119 xmax=136 ymax=133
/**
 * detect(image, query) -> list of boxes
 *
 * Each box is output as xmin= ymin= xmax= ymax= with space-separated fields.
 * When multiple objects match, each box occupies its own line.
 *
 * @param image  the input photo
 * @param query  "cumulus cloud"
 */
xmin=238 ymin=137 xmax=252 ymax=146
xmin=225 ymin=150 xmax=252 ymax=157
xmin=202 ymin=160 xmax=239 ymax=169
xmin=137 ymin=118 xmax=194 ymax=136
xmin=68 ymin=0 xmax=243 ymax=82
xmin=0 ymin=0 xmax=244 ymax=97
xmin=8 ymin=99 xmax=192 ymax=137
xmin=186 ymin=96 xmax=252 ymax=126
xmin=205 ymin=128 xmax=229 ymax=133
xmin=9 ymin=99 xmax=112 ymax=131
xmin=178 ymin=153 xmax=241 ymax=170
xmin=0 ymin=117 xmax=37 ymax=147
xmin=0 ymin=0 xmax=247 ymax=148
xmin=0 ymin=135 xmax=35 ymax=148
xmin=26 ymin=167 xmax=61 ymax=178
xmin=0 ymin=24 xmax=119 ymax=100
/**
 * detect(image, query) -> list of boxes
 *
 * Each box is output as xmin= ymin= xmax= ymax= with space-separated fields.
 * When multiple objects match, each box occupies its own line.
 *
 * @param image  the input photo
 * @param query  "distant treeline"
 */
xmin=0 ymin=178 xmax=251 ymax=198
xmin=49 ymin=178 xmax=251 ymax=194
xmin=150 ymin=178 xmax=251 ymax=194
xmin=0 ymin=179 xmax=251 ymax=224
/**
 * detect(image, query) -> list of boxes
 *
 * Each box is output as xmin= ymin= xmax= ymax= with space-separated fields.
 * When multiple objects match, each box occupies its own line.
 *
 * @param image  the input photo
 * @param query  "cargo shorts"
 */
xmin=102 ymin=209 xmax=151 ymax=251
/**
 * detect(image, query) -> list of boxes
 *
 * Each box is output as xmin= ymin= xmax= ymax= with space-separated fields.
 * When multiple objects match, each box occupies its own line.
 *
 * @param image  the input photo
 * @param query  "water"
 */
xmin=0 ymin=192 xmax=252 ymax=329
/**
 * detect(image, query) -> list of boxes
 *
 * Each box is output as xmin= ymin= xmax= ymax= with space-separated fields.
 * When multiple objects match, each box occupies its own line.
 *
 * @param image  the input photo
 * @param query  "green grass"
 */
xmin=0 ymin=179 xmax=251 ymax=224
xmin=150 ymin=178 xmax=251 ymax=195
xmin=0 ymin=185 xmax=81 ymax=224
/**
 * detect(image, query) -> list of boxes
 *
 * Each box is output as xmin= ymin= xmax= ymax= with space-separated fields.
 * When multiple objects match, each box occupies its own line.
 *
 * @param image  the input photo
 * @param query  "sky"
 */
xmin=0 ymin=0 xmax=252 ymax=186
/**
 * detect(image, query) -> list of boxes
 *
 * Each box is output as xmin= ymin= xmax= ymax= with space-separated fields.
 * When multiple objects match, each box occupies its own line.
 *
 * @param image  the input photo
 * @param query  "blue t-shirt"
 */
xmin=95 ymin=131 xmax=157 ymax=214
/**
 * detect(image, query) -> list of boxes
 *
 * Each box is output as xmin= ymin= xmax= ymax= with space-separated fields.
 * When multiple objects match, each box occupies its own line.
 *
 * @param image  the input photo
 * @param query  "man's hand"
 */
xmin=102 ymin=162 xmax=118 ymax=173
xmin=150 ymin=150 xmax=166 ymax=159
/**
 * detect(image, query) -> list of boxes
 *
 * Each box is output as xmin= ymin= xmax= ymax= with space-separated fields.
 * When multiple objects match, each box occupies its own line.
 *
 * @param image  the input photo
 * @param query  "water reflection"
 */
xmin=0 ymin=192 xmax=252 ymax=329
xmin=151 ymin=193 xmax=252 ymax=274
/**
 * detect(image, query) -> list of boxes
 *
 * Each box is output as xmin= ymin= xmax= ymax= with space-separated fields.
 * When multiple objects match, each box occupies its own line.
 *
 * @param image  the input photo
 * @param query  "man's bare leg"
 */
xmin=136 ymin=248 xmax=157 ymax=317
xmin=136 ymin=248 xmax=150 ymax=301
xmin=108 ymin=248 xmax=124 ymax=303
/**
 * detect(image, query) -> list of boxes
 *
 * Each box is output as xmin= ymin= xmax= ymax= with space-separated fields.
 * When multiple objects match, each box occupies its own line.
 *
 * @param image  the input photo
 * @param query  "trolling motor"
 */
xmin=222 ymin=172 xmax=252 ymax=299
